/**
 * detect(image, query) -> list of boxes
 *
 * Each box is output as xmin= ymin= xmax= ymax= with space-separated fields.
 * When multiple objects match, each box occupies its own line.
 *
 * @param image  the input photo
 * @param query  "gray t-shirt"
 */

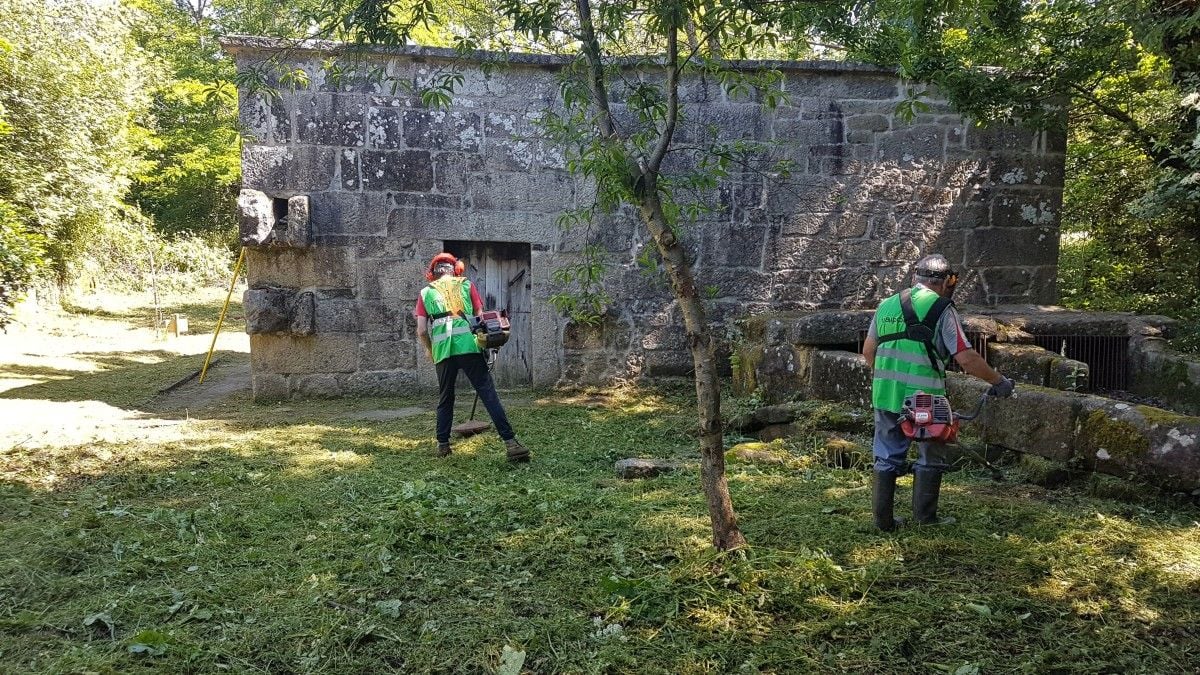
xmin=866 ymin=286 xmax=971 ymax=361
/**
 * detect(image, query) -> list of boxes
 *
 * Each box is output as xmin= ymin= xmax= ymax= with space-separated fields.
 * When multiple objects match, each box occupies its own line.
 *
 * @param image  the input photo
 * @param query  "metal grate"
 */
xmin=1031 ymin=334 xmax=1129 ymax=391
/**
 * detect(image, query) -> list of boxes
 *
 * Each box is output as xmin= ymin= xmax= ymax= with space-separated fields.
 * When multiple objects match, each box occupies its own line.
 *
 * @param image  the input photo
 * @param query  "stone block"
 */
xmin=846 ymin=114 xmax=890 ymax=132
xmin=386 ymin=205 xmax=459 ymax=240
xmin=291 ymin=374 xmax=341 ymax=398
xmin=337 ymin=370 xmax=418 ymax=397
xmin=296 ymin=94 xmax=366 ymax=146
xmin=243 ymin=287 xmax=291 ymax=334
xmin=877 ymin=124 xmax=945 ymax=163
xmin=339 ymin=149 xmax=360 ymax=190
xmin=990 ymin=192 xmax=1060 ymax=228
xmin=614 ymin=458 xmax=680 ymax=479
xmin=469 ymin=171 xmax=575 ymax=212
xmin=644 ymin=349 xmax=693 ymax=376
xmin=769 ymin=235 xmax=840 ymax=270
xmin=986 ymin=342 xmax=1088 ymax=390
xmin=239 ymin=92 xmax=291 ymax=144
xmin=251 ymin=373 xmax=289 ymax=401
xmin=249 ymin=334 xmax=359 ymax=374
xmin=1074 ymin=397 xmax=1200 ymax=489
xmin=773 ymin=119 xmax=842 ymax=145
xmin=965 ymin=124 xmax=1039 ymax=154
xmin=403 ymin=110 xmax=481 ymax=152
xmin=367 ymin=107 xmax=403 ymax=149
xmin=357 ymin=258 xmax=425 ymax=300
xmin=808 ymin=350 xmax=872 ymax=408
xmin=360 ymin=150 xmax=435 ymax=192
xmin=359 ymin=339 xmax=416 ymax=370
xmin=434 ymin=151 xmax=484 ymax=194
xmin=309 ymin=191 xmax=389 ymax=237
xmin=1129 ymin=340 xmax=1200 ymax=416
xmin=242 ymin=145 xmax=337 ymax=193
xmin=315 ymin=295 xmax=362 ymax=333
xmin=245 ymin=247 xmax=356 ymax=289
xmin=809 ymin=268 xmax=879 ymax=309
xmin=288 ymin=291 xmax=316 ymax=335
xmin=966 ymin=228 xmax=1057 ymax=268
xmin=238 ymin=189 xmax=274 ymax=246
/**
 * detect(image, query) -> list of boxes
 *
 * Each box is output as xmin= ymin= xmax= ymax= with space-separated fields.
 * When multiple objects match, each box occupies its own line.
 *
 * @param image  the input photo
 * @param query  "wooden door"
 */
xmin=443 ymin=240 xmax=532 ymax=387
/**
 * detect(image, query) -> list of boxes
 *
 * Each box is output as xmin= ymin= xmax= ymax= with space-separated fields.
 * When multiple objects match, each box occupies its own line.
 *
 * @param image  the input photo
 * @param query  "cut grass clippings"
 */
xmin=1 ymin=296 xmax=1199 ymax=672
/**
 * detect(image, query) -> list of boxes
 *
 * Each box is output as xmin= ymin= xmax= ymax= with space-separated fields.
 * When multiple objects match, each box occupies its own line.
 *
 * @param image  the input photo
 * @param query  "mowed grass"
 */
xmin=1 ymin=297 xmax=1199 ymax=672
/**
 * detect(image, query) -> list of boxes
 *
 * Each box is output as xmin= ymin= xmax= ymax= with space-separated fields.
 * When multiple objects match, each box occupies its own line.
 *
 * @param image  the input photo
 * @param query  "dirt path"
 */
xmin=0 ymin=289 xmax=250 ymax=451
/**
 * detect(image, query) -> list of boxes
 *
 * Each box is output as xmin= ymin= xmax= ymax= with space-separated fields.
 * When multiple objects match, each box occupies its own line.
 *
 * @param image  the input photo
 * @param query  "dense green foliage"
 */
xmin=127 ymin=0 xmax=242 ymax=238
xmin=0 ymin=0 xmax=152 ymax=322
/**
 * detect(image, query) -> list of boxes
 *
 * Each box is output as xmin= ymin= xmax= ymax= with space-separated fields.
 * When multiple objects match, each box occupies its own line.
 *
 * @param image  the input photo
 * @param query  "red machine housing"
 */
xmin=900 ymin=392 xmax=961 ymax=443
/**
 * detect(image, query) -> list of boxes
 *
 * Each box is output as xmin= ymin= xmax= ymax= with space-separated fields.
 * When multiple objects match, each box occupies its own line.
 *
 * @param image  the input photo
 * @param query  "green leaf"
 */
xmin=497 ymin=645 xmax=525 ymax=675
xmin=965 ymin=603 xmax=992 ymax=617
xmin=127 ymin=629 xmax=170 ymax=656
xmin=375 ymin=599 xmax=402 ymax=618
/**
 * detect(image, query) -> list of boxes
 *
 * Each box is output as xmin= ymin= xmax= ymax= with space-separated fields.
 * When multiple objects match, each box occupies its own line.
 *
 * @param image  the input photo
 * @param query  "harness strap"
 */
xmin=875 ymin=288 xmax=952 ymax=373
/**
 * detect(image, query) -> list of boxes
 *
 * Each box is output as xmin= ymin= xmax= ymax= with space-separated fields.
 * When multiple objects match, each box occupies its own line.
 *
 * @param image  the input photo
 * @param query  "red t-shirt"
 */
xmin=414 ymin=281 xmax=483 ymax=317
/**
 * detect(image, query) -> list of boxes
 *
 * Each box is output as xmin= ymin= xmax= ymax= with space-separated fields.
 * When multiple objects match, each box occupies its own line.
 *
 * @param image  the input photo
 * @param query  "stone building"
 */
xmin=223 ymin=37 xmax=1065 ymax=400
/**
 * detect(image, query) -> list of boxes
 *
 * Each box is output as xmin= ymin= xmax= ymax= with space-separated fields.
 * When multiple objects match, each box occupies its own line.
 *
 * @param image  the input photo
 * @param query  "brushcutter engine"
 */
xmin=471 ymin=310 xmax=510 ymax=350
xmin=899 ymin=391 xmax=990 ymax=444
xmin=900 ymin=392 xmax=961 ymax=443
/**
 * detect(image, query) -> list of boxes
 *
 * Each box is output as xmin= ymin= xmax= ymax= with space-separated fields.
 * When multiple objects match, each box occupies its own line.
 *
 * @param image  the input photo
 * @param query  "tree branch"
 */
xmin=648 ymin=21 xmax=679 ymax=173
xmin=1068 ymin=82 xmax=1188 ymax=172
xmin=575 ymin=0 xmax=618 ymax=140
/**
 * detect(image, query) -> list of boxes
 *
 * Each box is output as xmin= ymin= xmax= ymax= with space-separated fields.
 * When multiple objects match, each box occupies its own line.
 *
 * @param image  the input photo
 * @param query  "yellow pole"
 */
xmin=199 ymin=247 xmax=246 ymax=384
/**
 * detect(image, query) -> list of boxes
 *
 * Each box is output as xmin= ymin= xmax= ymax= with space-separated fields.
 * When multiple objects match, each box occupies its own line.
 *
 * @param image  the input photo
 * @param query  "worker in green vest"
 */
xmin=861 ymin=255 xmax=1014 ymax=530
xmin=415 ymin=253 xmax=530 ymax=462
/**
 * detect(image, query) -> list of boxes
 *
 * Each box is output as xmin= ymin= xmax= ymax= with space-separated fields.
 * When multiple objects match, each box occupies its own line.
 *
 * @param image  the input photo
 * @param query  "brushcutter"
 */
xmin=450 ymin=348 xmax=500 ymax=438
xmin=900 ymin=391 xmax=1004 ymax=481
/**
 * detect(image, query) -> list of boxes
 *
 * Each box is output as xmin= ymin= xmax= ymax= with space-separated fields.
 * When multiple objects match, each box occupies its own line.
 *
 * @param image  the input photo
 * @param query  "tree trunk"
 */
xmin=636 ymin=178 xmax=746 ymax=551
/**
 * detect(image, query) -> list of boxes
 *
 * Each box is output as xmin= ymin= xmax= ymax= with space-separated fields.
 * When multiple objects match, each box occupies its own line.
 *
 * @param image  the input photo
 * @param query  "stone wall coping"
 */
xmin=219 ymin=34 xmax=899 ymax=76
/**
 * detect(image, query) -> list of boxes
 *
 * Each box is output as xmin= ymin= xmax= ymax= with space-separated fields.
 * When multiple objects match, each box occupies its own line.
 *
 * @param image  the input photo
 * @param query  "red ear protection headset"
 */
xmin=426 ymin=253 xmax=465 ymax=281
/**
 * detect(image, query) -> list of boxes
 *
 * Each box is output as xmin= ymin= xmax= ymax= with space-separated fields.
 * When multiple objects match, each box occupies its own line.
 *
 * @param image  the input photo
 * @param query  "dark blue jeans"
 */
xmin=435 ymin=352 xmax=514 ymax=443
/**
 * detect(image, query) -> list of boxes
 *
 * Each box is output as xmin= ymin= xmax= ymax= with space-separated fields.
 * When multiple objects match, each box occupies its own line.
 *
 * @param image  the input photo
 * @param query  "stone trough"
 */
xmin=733 ymin=307 xmax=1200 ymax=491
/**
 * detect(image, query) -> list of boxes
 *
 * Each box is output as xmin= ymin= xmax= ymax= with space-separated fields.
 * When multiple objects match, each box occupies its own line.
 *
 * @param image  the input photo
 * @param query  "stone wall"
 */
xmin=224 ymin=37 xmax=1066 ymax=399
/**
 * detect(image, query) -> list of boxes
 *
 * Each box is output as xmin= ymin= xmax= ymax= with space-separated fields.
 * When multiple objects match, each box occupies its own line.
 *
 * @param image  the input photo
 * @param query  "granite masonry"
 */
xmin=223 ymin=37 xmax=1066 ymax=400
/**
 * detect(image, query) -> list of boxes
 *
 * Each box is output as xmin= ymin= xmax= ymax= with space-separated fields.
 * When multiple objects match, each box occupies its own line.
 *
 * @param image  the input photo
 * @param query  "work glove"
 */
xmin=987 ymin=376 xmax=1016 ymax=398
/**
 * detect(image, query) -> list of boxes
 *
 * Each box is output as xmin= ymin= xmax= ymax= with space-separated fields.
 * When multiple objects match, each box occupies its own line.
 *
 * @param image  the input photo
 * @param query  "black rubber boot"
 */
xmin=872 ymin=470 xmax=902 ymax=532
xmin=913 ymin=471 xmax=953 ymax=525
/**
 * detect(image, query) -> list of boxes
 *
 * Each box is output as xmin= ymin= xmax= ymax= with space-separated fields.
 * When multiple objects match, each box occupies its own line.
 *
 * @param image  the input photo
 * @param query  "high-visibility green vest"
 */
xmin=872 ymin=286 xmax=948 ymax=413
xmin=421 ymin=277 xmax=480 ymax=363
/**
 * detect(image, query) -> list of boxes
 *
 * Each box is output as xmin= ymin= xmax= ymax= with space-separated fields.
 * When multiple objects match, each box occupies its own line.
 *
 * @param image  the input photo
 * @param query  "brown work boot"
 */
xmin=436 ymin=442 xmax=452 ymax=457
xmin=505 ymin=438 xmax=530 ymax=463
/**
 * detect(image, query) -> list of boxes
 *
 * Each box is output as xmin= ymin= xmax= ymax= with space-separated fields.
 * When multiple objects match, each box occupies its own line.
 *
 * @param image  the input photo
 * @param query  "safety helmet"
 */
xmin=426 ymin=253 xmax=465 ymax=281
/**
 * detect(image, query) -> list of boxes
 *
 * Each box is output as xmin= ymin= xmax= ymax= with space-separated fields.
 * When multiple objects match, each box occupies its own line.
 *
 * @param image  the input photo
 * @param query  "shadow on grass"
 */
xmin=62 ymin=297 xmax=244 ymax=335
xmin=0 ymin=350 xmax=246 ymax=410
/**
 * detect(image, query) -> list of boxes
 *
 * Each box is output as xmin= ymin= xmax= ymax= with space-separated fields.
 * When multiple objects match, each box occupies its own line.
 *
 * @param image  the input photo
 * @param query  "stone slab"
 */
xmin=614 ymin=458 xmax=680 ymax=479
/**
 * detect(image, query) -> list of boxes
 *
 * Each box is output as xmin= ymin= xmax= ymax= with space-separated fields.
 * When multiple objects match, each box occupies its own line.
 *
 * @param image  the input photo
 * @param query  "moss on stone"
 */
xmin=1017 ymin=453 xmax=1071 ymax=487
xmin=1134 ymin=404 xmax=1193 ymax=427
xmin=1078 ymin=410 xmax=1150 ymax=460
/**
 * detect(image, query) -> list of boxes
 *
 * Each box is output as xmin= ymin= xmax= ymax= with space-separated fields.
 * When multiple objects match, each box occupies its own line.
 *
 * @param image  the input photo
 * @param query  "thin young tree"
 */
xmin=302 ymin=0 xmax=832 ymax=549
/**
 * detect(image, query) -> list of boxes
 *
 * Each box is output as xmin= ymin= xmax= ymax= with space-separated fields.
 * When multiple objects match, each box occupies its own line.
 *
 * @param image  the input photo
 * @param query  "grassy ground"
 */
xmin=1 ymin=294 xmax=1199 ymax=673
